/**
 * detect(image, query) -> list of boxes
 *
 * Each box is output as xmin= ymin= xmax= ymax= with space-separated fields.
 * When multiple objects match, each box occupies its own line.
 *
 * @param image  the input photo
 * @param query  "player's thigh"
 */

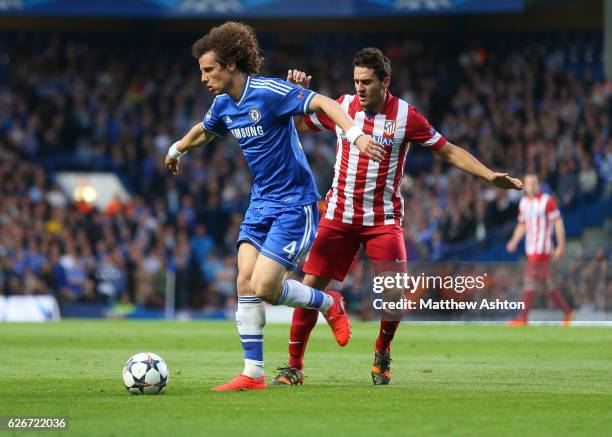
xmin=250 ymin=254 xmax=292 ymax=299
xmin=524 ymin=260 xmax=548 ymax=291
xmin=363 ymin=225 xmax=407 ymax=317
xmin=543 ymin=262 xmax=558 ymax=291
xmin=363 ymin=224 xmax=407 ymax=273
xmin=251 ymin=203 xmax=318 ymax=299
xmin=236 ymin=242 xmax=260 ymax=296
xmin=260 ymin=203 xmax=318 ymax=271
xmin=236 ymin=204 xmax=274 ymax=257
xmin=302 ymin=220 xmax=361 ymax=283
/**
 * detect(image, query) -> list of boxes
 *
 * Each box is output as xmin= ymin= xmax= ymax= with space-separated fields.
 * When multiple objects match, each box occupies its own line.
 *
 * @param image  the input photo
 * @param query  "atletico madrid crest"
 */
xmin=384 ymin=120 xmax=396 ymax=136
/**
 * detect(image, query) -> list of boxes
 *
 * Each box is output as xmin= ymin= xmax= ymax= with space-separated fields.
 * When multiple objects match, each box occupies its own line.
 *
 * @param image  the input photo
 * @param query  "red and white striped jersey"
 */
xmin=304 ymin=91 xmax=446 ymax=226
xmin=518 ymin=193 xmax=561 ymax=261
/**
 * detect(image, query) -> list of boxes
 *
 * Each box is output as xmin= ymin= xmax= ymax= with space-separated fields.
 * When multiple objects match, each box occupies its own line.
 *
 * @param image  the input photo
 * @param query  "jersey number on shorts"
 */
xmin=283 ymin=241 xmax=297 ymax=260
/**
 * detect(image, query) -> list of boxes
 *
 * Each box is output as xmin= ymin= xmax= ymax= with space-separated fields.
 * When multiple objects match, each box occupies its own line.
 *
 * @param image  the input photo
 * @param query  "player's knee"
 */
xmin=236 ymin=274 xmax=253 ymax=295
xmin=250 ymin=276 xmax=281 ymax=302
xmin=381 ymin=289 xmax=405 ymax=317
xmin=382 ymin=307 xmax=404 ymax=318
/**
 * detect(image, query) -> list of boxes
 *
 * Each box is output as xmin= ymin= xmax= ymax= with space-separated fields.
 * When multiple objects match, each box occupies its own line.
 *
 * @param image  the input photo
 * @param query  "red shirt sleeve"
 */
xmin=404 ymin=106 xmax=446 ymax=151
xmin=303 ymin=95 xmax=344 ymax=132
xmin=546 ymin=196 xmax=561 ymax=221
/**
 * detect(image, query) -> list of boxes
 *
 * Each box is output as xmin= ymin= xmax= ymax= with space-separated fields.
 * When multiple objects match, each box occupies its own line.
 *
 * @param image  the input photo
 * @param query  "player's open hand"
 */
xmin=554 ymin=245 xmax=565 ymax=260
xmin=490 ymin=173 xmax=522 ymax=190
xmin=355 ymin=135 xmax=386 ymax=162
xmin=506 ymin=240 xmax=517 ymax=253
xmin=287 ymin=69 xmax=312 ymax=89
xmin=165 ymin=155 xmax=180 ymax=175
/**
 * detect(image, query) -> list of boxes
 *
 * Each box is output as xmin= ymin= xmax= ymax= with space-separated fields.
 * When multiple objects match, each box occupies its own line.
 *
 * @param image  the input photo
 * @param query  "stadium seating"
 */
xmin=0 ymin=30 xmax=609 ymax=312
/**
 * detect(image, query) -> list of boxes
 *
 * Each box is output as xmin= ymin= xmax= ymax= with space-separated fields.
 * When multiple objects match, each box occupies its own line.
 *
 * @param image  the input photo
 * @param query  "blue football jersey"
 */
xmin=202 ymin=76 xmax=321 ymax=207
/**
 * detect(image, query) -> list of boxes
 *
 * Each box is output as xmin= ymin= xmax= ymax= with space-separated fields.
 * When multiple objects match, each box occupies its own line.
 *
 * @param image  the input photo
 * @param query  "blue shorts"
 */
xmin=237 ymin=202 xmax=318 ymax=270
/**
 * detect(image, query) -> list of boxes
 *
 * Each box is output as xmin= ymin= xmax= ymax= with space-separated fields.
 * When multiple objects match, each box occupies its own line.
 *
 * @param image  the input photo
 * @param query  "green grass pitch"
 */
xmin=2 ymin=321 xmax=612 ymax=436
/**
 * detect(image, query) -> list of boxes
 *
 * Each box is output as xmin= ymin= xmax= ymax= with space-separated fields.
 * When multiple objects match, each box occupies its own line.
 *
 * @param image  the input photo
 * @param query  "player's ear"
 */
xmin=226 ymin=61 xmax=237 ymax=73
xmin=383 ymin=76 xmax=391 ymax=88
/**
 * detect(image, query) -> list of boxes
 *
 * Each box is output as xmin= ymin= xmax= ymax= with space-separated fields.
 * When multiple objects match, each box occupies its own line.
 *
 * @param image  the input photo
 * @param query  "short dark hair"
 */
xmin=191 ymin=22 xmax=263 ymax=76
xmin=353 ymin=47 xmax=391 ymax=81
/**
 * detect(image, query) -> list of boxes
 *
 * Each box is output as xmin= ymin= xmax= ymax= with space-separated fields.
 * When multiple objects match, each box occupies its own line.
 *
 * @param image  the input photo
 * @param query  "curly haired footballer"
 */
xmin=168 ymin=21 xmax=385 ymax=392
xmin=192 ymin=21 xmax=263 ymax=75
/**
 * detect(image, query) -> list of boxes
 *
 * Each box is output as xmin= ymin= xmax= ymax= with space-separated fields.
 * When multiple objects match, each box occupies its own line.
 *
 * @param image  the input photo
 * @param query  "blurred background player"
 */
xmin=507 ymin=174 xmax=574 ymax=326
xmin=165 ymin=22 xmax=386 ymax=391
xmin=272 ymin=48 xmax=522 ymax=386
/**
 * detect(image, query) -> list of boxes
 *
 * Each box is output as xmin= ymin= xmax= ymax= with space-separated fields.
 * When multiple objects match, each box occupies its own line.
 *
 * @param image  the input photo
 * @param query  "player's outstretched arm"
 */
xmin=434 ymin=141 xmax=523 ymax=190
xmin=164 ymin=123 xmax=216 ymax=175
xmin=308 ymin=94 xmax=386 ymax=162
xmin=506 ymin=223 xmax=525 ymax=253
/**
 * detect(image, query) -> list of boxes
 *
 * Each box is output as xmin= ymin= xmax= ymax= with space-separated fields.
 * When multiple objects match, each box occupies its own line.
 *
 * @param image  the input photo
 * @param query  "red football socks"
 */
xmin=518 ymin=289 xmax=537 ymax=320
xmin=288 ymin=307 xmax=319 ymax=370
xmin=548 ymin=289 xmax=572 ymax=315
xmin=375 ymin=320 xmax=400 ymax=353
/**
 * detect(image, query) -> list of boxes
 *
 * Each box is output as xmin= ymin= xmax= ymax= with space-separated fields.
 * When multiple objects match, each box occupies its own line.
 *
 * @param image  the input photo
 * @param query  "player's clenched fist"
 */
xmin=165 ymin=141 xmax=184 ymax=175
xmin=165 ymin=155 xmax=179 ymax=175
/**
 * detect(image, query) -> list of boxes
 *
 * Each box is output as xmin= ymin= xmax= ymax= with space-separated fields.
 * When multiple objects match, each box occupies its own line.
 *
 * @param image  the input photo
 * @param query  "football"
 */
xmin=122 ymin=352 xmax=169 ymax=395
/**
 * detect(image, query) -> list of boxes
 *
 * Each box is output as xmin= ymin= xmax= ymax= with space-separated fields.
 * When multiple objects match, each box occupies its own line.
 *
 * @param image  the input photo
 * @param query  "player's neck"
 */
xmin=228 ymin=72 xmax=248 ymax=102
xmin=364 ymin=91 xmax=387 ymax=113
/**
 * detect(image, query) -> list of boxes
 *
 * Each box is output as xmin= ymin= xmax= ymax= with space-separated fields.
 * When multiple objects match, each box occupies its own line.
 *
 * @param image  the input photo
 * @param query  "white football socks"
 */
xmin=276 ymin=279 xmax=333 ymax=314
xmin=236 ymin=296 xmax=266 ymax=379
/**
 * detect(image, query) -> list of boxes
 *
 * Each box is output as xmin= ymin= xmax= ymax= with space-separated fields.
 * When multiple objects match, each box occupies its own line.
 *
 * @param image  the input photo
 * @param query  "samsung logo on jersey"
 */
xmin=231 ymin=126 xmax=265 ymax=139
xmin=371 ymin=135 xmax=401 ymax=147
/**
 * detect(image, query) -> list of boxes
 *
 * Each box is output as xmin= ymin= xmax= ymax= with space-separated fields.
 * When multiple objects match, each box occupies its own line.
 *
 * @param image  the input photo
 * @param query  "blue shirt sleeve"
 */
xmin=202 ymin=97 xmax=228 ymax=137
xmin=263 ymin=79 xmax=316 ymax=118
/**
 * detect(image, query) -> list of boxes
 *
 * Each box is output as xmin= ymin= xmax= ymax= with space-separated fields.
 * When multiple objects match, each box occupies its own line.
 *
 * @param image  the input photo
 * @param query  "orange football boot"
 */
xmin=563 ymin=310 xmax=575 ymax=327
xmin=506 ymin=318 xmax=528 ymax=327
xmin=324 ymin=290 xmax=351 ymax=346
xmin=211 ymin=374 xmax=267 ymax=392
xmin=372 ymin=350 xmax=392 ymax=385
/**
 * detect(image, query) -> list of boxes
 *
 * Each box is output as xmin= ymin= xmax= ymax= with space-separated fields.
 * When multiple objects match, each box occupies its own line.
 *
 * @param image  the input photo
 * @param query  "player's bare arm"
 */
xmin=506 ymin=222 xmax=526 ymax=253
xmin=553 ymin=218 xmax=566 ymax=259
xmin=164 ymin=123 xmax=216 ymax=175
xmin=434 ymin=141 xmax=523 ymax=190
xmin=308 ymin=94 xmax=386 ymax=162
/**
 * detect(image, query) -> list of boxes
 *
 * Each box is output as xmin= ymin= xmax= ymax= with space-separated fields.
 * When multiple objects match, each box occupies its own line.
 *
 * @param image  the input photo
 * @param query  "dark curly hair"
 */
xmin=353 ymin=47 xmax=391 ymax=81
xmin=192 ymin=22 xmax=263 ymax=76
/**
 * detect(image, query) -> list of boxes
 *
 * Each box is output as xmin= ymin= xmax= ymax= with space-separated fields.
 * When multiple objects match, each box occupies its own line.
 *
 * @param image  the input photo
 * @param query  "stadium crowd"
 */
xmin=0 ymin=31 xmax=610 ymax=310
